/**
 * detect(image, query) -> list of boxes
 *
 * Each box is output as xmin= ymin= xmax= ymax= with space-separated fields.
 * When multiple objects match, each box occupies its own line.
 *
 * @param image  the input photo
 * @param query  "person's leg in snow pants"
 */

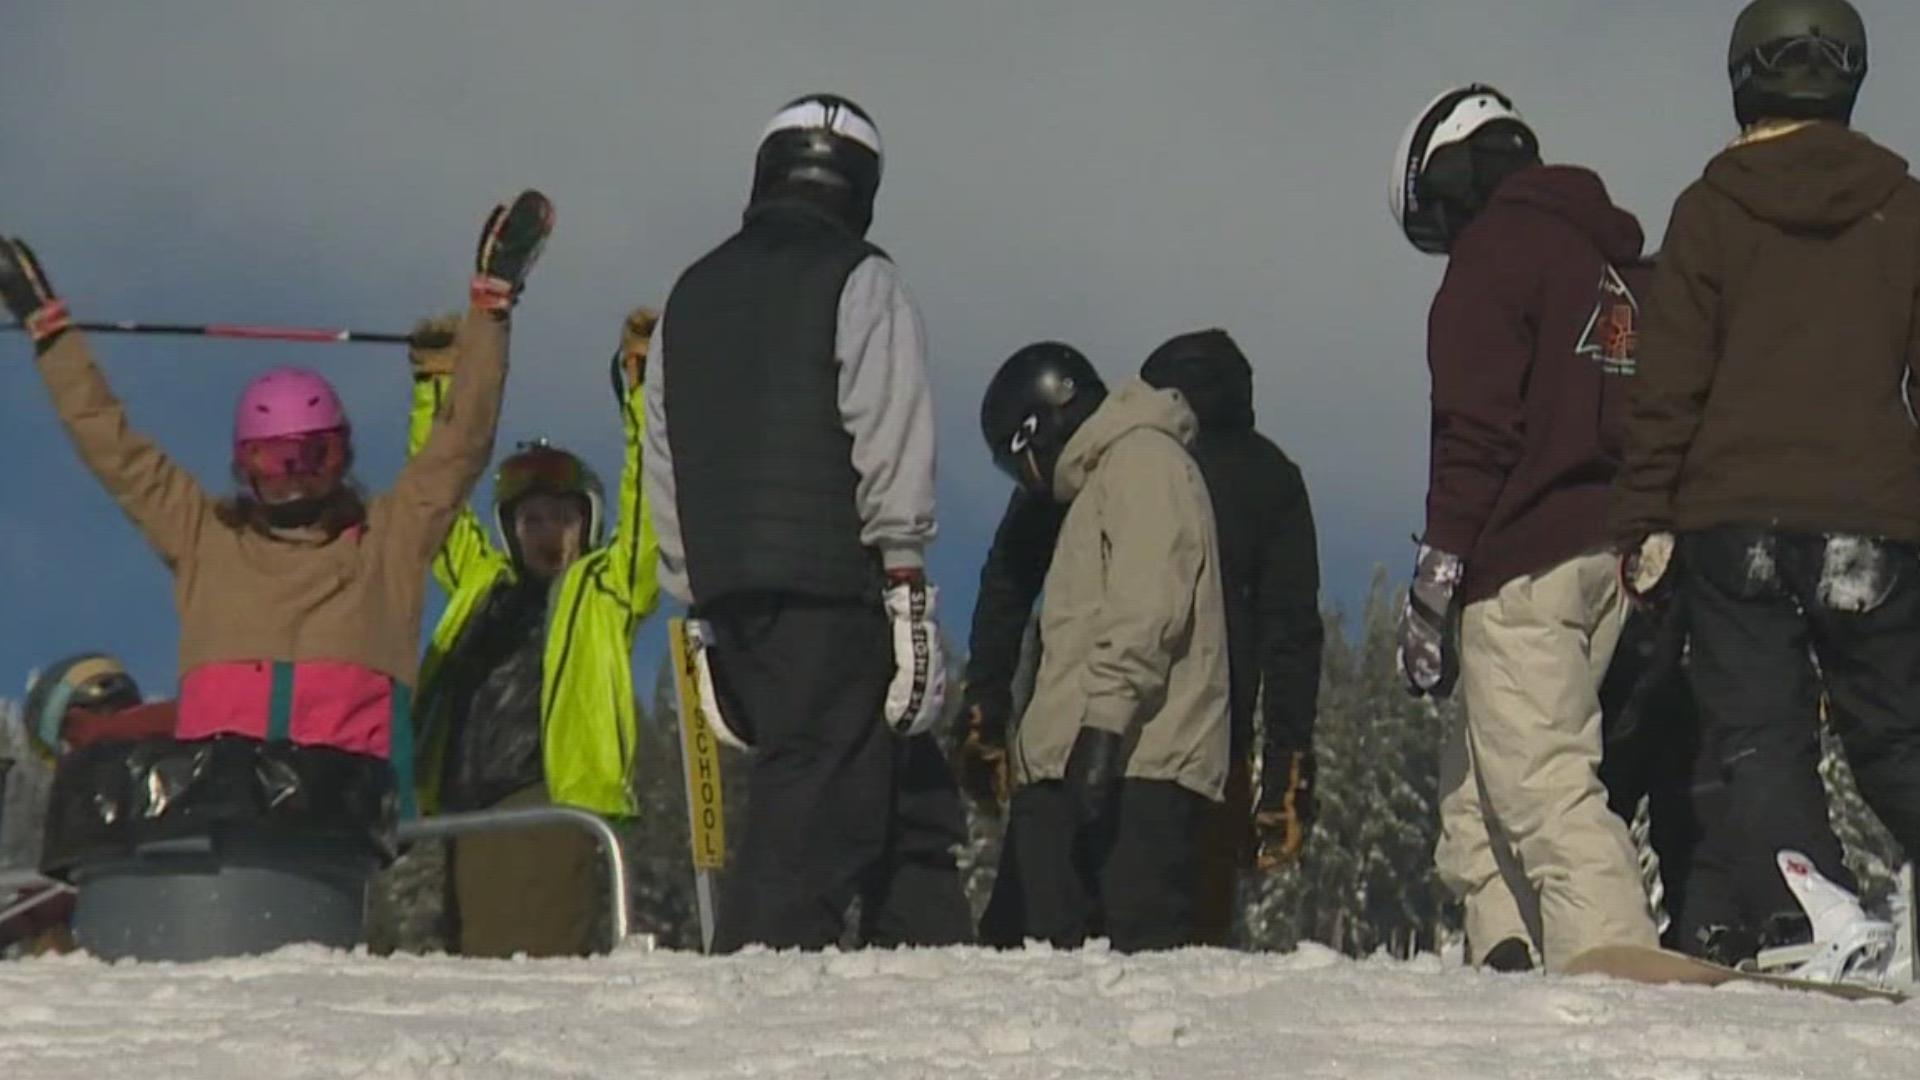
xmin=861 ymin=733 xmax=974 ymax=947
xmin=1434 ymin=713 xmax=1539 ymax=964
xmin=1191 ymin=744 xmax=1253 ymax=947
xmin=705 ymin=593 xmax=971 ymax=951
xmin=1011 ymin=777 xmax=1203 ymax=952
xmin=1596 ymin=600 xmax=1730 ymax=952
xmin=1684 ymin=527 xmax=1920 ymax=922
xmin=1458 ymin=551 xmax=1658 ymax=969
xmin=451 ymin=782 xmax=602 ymax=957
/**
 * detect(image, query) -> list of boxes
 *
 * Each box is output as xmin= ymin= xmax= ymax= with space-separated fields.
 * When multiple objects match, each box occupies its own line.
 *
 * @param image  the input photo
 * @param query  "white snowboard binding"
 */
xmin=1749 ymin=851 xmax=1896 ymax=986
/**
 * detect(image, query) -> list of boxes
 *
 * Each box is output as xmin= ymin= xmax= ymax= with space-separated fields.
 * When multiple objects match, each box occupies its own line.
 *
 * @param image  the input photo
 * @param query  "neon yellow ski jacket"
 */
xmin=408 ymin=368 xmax=659 ymax=818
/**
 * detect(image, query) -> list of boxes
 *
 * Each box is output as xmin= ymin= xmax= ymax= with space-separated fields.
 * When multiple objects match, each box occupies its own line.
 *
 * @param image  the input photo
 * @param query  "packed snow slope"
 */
xmin=1 ymin=942 xmax=1914 ymax=1078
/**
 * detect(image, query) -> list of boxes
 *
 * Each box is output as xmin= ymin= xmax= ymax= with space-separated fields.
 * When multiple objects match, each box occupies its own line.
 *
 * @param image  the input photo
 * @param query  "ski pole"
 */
xmin=5 ymin=319 xmax=413 ymax=345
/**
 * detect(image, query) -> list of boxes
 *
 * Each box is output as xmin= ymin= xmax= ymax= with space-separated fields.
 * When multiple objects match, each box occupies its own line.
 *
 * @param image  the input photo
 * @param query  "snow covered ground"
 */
xmin=1 ymin=942 xmax=1915 ymax=1079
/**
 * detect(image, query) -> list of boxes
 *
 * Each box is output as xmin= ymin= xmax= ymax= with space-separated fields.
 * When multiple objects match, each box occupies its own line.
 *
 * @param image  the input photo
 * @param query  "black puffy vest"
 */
xmin=662 ymin=200 xmax=885 ymax=603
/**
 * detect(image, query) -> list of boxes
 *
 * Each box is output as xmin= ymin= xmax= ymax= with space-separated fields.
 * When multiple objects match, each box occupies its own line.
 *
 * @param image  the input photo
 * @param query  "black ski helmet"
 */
xmin=1390 ymin=84 xmax=1539 ymax=256
xmin=751 ymin=93 xmax=884 ymax=235
xmin=23 ymin=653 xmax=141 ymax=754
xmin=980 ymin=342 xmax=1108 ymax=498
xmin=1728 ymin=0 xmax=1868 ymax=127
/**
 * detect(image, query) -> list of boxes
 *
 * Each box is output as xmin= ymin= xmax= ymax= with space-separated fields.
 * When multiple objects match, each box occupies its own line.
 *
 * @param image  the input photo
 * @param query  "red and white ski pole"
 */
xmin=5 ymin=319 xmax=413 ymax=345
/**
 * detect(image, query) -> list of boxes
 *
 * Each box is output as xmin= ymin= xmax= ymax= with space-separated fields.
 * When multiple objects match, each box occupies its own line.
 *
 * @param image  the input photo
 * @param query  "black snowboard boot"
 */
xmin=1480 ymin=937 xmax=1536 ymax=973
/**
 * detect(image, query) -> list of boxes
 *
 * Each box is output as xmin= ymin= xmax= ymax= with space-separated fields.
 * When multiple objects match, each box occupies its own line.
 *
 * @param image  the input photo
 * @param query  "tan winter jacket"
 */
xmin=1012 ymin=380 xmax=1232 ymax=802
xmin=33 ymin=309 xmax=506 ymax=774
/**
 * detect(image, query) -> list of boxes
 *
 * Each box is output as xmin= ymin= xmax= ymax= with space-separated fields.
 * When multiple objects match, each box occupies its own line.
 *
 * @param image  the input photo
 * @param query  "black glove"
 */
xmin=0 ymin=237 xmax=70 ymax=348
xmin=1254 ymin=744 xmax=1317 ymax=871
xmin=471 ymin=190 xmax=554 ymax=312
xmin=953 ymin=703 xmax=1012 ymax=810
xmin=1063 ymin=727 xmax=1125 ymax=830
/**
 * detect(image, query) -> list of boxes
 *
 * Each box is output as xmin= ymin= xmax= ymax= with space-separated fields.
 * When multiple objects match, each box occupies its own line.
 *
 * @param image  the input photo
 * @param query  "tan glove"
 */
xmin=619 ymin=306 xmax=660 ymax=390
xmin=952 ymin=704 xmax=1012 ymax=811
xmin=1253 ymin=746 xmax=1316 ymax=872
xmin=1620 ymin=531 xmax=1677 ymax=606
xmin=408 ymin=313 xmax=462 ymax=378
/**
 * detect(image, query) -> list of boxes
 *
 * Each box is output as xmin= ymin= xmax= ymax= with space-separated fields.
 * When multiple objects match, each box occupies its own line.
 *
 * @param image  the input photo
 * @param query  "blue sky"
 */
xmin=5 ymin=0 xmax=1920 ymax=700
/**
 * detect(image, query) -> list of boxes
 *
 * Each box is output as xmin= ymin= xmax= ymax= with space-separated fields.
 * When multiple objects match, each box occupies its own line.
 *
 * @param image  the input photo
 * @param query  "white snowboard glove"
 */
xmin=1621 ymin=531 xmax=1677 ymax=604
xmin=882 ymin=570 xmax=947 ymax=737
xmin=684 ymin=619 xmax=753 ymax=753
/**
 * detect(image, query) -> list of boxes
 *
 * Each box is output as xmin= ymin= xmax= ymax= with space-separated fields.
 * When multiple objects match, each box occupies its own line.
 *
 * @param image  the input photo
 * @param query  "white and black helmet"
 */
xmin=1390 ymin=84 xmax=1536 ymax=255
xmin=752 ymin=93 xmax=884 ymax=233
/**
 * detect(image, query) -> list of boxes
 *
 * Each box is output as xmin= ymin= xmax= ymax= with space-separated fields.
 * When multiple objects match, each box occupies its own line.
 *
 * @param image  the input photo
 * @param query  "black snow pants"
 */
xmin=1005 ymin=777 xmax=1205 ymax=952
xmin=701 ymin=592 xmax=973 ymax=952
xmin=1681 ymin=526 xmax=1920 ymax=923
xmin=1597 ymin=597 xmax=1738 ymax=954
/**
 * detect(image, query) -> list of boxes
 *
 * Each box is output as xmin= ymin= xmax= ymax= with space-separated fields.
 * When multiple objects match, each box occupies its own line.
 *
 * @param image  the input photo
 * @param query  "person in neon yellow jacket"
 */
xmin=406 ymin=307 xmax=659 ymax=957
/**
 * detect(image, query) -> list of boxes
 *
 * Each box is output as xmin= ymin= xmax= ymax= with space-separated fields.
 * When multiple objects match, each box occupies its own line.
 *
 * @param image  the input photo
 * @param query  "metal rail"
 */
xmin=396 ymin=807 xmax=631 ymax=948
xmin=0 ymin=869 xmax=73 ymax=928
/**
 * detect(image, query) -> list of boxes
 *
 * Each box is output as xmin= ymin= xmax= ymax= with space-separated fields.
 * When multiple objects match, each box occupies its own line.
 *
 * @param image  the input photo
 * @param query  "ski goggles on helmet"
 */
xmin=68 ymin=669 xmax=142 ymax=712
xmin=495 ymin=441 xmax=591 ymax=505
xmin=236 ymin=428 xmax=351 ymax=481
xmin=1734 ymin=35 xmax=1866 ymax=89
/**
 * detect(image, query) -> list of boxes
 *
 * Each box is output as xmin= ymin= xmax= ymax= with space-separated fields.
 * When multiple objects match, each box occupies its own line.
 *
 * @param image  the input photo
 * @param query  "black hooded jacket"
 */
xmin=962 ymin=330 xmax=1323 ymax=754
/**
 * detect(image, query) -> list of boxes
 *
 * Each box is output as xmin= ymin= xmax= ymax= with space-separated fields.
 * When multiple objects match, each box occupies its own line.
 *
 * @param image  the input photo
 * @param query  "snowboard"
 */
xmin=1565 ymin=944 xmax=1909 ymax=1004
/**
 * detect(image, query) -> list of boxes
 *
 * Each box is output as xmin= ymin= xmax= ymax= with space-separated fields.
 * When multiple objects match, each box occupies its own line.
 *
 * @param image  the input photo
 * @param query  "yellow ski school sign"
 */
xmin=669 ymin=618 xmax=727 ymax=871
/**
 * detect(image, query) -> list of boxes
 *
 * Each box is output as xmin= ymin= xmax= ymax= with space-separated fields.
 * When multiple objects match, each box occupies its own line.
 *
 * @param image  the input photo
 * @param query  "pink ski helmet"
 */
xmin=233 ymin=367 xmax=350 ymax=453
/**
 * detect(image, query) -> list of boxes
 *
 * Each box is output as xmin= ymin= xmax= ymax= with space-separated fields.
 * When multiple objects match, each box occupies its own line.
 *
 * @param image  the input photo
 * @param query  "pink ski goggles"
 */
xmin=235 ymin=428 xmax=351 ymax=482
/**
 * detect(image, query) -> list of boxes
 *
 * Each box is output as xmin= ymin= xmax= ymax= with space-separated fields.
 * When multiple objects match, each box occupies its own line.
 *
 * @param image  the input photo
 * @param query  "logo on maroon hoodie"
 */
xmin=1576 ymin=265 xmax=1639 ymax=376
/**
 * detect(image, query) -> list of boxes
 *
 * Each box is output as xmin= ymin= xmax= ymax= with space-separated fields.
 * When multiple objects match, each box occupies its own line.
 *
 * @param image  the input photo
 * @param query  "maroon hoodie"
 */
xmin=1425 ymin=164 xmax=1649 ymax=603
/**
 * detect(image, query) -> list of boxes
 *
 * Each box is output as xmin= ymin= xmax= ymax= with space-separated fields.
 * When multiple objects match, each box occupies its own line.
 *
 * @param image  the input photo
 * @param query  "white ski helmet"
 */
xmin=1390 ymin=84 xmax=1533 ymax=255
xmin=752 ymin=93 xmax=884 ymax=234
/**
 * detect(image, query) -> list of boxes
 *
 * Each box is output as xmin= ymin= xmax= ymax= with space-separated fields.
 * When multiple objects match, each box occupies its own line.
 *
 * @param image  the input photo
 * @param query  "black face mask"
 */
xmin=1420 ymin=125 xmax=1540 ymax=250
xmin=263 ymin=496 xmax=330 ymax=530
xmin=995 ymin=441 xmax=1064 ymax=498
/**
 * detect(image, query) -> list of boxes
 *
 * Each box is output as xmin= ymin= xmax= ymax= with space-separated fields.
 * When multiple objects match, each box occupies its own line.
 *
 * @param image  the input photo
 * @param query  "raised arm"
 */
xmin=383 ymin=191 xmax=554 ymax=563
xmin=3 ymin=238 xmax=210 ymax=568
xmin=601 ymin=306 xmax=661 ymax=622
xmin=405 ymin=313 xmax=506 ymax=593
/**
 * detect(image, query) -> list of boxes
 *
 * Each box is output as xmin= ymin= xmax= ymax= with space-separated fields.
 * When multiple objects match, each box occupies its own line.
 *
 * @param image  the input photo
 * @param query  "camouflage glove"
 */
xmin=407 ymin=313 xmax=461 ymax=378
xmin=953 ymin=703 xmax=1012 ymax=810
xmin=1397 ymin=541 xmax=1464 ymax=699
xmin=1253 ymin=745 xmax=1317 ymax=871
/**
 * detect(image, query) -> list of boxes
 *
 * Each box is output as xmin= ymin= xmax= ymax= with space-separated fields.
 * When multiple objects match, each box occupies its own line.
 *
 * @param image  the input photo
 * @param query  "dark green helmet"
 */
xmin=1728 ymin=0 xmax=1867 ymax=126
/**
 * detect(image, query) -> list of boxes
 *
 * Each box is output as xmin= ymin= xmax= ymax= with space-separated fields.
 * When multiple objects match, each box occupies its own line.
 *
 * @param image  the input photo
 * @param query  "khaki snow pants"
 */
xmin=1441 ymin=551 xmax=1658 ymax=970
xmin=1435 ymin=712 xmax=1539 ymax=963
xmin=450 ymin=783 xmax=603 ymax=958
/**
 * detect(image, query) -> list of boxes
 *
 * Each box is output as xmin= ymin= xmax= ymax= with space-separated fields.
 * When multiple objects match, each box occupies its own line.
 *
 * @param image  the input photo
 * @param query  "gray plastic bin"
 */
xmin=70 ymin=834 xmax=376 ymax=962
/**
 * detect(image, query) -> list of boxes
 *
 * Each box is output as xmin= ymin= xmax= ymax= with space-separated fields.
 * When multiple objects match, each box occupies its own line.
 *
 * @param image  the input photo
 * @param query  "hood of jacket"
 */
xmin=1705 ymin=121 xmax=1908 ymax=231
xmin=1054 ymin=379 xmax=1197 ymax=501
xmin=1139 ymin=329 xmax=1254 ymax=432
xmin=1483 ymin=164 xmax=1645 ymax=264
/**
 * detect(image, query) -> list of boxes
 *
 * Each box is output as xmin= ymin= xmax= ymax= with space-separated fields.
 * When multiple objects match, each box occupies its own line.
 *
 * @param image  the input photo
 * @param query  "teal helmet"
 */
xmin=23 ymin=653 xmax=142 ymax=753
